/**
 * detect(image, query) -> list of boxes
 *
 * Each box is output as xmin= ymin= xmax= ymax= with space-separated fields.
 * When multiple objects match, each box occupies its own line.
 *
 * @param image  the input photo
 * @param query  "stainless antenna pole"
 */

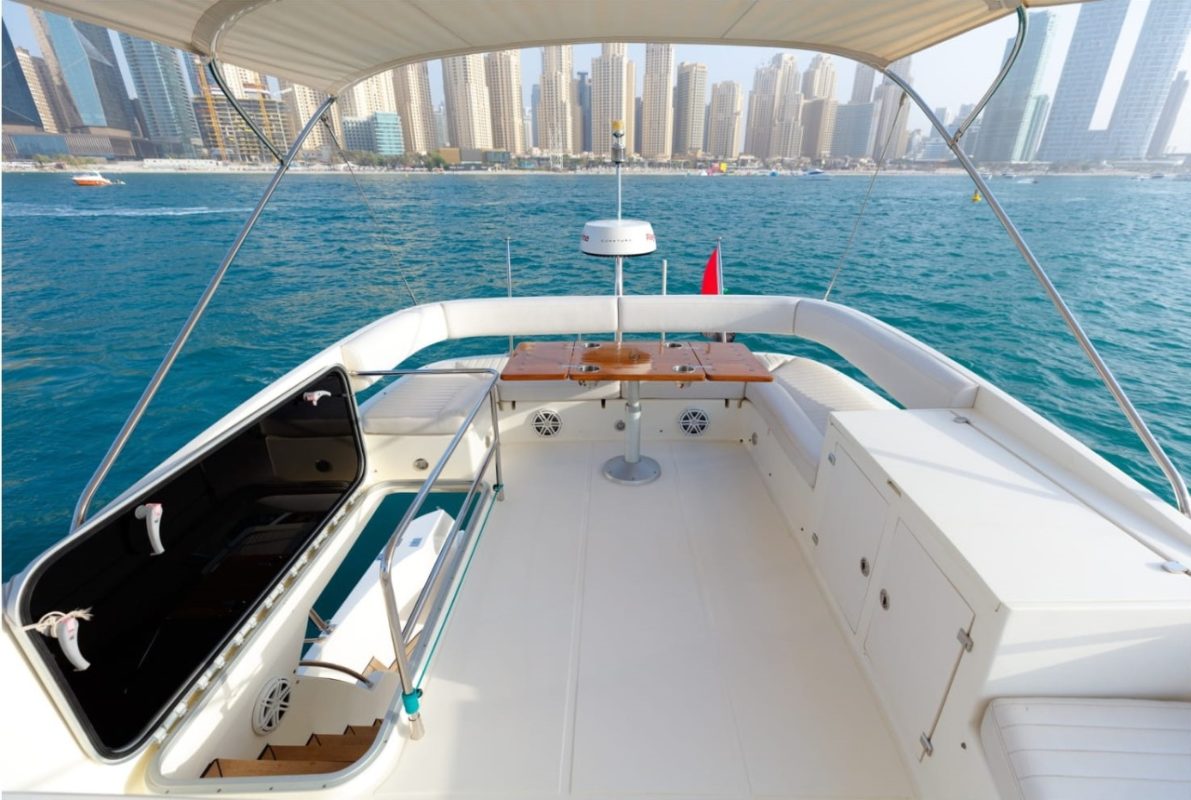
xmin=505 ymin=237 xmax=514 ymax=356
xmin=612 ymin=121 xmax=626 ymax=344
xmin=72 ymin=96 xmax=337 ymax=530
xmin=660 ymin=258 xmax=668 ymax=348
xmin=882 ymin=67 xmax=1191 ymax=518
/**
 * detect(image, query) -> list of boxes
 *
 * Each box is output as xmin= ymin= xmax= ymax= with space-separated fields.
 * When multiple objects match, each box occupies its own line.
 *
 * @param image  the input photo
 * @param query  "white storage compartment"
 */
xmin=864 ymin=520 xmax=974 ymax=759
xmin=812 ymin=445 xmax=890 ymax=632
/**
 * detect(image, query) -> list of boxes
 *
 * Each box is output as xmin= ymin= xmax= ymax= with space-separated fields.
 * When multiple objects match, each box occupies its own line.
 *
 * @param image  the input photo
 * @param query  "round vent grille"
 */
xmin=252 ymin=677 xmax=293 ymax=734
xmin=531 ymin=409 xmax=563 ymax=437
xmin=679 ymin=408 xmax=710 ymax=437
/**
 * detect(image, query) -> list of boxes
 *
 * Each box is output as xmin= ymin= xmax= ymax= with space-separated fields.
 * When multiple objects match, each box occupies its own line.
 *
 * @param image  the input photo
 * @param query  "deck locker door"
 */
xmin=863 ymin=520 xmax=974 ymax=758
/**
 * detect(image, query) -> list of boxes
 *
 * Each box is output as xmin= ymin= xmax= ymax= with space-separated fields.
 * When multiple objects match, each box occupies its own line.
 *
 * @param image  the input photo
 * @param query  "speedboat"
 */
xmin=4 ymin=2 xmax=1189 ymax=800
xmin=71 ymin=171 xmax=114 ymax=186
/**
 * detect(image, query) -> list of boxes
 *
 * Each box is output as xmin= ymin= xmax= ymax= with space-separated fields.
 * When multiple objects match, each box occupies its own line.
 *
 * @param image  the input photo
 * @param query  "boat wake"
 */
xmin=4 ymin=204 xmax=254 ymax=218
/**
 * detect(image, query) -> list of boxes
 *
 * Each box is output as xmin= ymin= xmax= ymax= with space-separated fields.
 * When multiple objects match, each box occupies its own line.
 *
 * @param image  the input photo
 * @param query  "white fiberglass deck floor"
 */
xmin=379 ymin=440 xmax=913 ymax=800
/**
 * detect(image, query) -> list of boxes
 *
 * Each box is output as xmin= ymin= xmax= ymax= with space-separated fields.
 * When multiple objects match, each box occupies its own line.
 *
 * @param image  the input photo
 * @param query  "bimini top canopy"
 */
xmin=25 ymin=0 xmax=1083 ymax=95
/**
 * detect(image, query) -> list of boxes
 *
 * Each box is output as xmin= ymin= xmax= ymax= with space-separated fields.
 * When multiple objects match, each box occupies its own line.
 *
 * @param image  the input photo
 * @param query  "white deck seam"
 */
xmin=669 ymin=442 xmax=756 ymax=797
xmin=561 ymin=443 xmax=596 ymax=796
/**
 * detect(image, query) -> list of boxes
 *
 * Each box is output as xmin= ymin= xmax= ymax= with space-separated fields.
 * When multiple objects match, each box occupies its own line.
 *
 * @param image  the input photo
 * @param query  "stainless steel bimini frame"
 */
xmin=880 ymin=9 xmax=1190 ymax=517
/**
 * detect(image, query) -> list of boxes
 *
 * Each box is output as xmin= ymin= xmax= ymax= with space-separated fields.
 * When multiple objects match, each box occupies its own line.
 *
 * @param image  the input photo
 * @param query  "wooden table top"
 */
xmin=501 ymin=340 xmax=773 ymax=383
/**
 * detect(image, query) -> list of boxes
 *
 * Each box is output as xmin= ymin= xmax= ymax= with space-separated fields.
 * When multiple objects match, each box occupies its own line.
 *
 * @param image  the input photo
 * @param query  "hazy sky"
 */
xmin=4 ymin=0 xmax=1189 ymax=151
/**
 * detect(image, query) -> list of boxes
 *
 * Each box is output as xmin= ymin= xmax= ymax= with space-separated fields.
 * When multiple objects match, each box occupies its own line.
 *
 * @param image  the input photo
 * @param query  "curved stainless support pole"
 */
xmin=71 ymin=96 xmax=337 ymax=531
xmin=883 ymin=71 xmax=1190 ymax=516
xmin=952 ymin=7 xmax=1027 ymax=145
xmin=207 ymin=59 xmax=285 ymax=164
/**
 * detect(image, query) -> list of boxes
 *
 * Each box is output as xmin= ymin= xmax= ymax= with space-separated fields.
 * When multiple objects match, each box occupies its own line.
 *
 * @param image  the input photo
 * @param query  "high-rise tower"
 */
xmin=539 ymin=46 xmax=573 ymax=154
xmin=673 ymin=61 xmax=708 ymax=157
xmin=706 ymin=80 xmax=743 ymax=159
xmin=392 ymin=62 xmax=437 ymax=155
xmin=485 ymin=50 xmax=524 ymax=154
xmin=118 ymin=33 xmax=202 ymax=156
xmin=974 ymin=11 xmax=1055 ymax=163
xmin=442 ymin=54 xmax=493 ymax=150
xmin=640 ymin=43 xmax=674 ymax=160
xmin=591 ymin=43 xmax=634 ymax=157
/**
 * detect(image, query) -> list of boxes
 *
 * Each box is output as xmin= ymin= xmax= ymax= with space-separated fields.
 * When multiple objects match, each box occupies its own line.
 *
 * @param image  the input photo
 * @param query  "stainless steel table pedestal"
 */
xmin=603 ymin=381 xmax=660 ymax=485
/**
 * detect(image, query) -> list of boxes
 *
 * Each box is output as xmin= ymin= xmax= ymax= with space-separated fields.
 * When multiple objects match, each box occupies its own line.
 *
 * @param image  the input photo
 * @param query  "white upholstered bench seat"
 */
xmin=745 ymin=357 xmax=894 ymax=486
xmin=981 ymin=697 xmax=1191 ymax=800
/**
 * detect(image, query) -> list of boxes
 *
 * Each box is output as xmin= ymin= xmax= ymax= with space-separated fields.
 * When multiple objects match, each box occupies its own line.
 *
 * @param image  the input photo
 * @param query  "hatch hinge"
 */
xmin=920 ymin=732 xmax=934 ymax=756
xmin=957 ymin=628 xmax=974 ymax=652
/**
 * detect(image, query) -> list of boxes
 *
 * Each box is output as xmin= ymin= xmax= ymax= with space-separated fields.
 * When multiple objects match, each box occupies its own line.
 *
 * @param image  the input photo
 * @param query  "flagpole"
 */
xmin=717 ymin=237 xmax=726 ymax=343
xmin=506 ymin=236 xmax=514 ymax=355
xmin=660 ymin=258 xmax=668 ymax=348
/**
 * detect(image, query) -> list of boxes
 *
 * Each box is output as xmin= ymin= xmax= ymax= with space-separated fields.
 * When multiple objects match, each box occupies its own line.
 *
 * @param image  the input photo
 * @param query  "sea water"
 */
xmin=2 ymin=172 xmax=1188 ymax=576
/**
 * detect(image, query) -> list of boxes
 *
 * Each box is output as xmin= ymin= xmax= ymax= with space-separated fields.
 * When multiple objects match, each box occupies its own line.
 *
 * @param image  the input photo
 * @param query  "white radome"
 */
xmin=580 ymin=219 xmax=657 ymax=257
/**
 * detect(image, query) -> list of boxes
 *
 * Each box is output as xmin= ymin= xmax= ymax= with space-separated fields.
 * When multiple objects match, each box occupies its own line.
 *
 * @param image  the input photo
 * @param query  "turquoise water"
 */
xmin=2 ymin=172 xmax=1189 ymax=577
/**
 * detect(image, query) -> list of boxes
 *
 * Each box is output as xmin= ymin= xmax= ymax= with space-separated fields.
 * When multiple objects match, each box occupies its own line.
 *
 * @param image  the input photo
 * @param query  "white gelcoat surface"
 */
xmin=378 ymin=440 xmax=913 ymax=799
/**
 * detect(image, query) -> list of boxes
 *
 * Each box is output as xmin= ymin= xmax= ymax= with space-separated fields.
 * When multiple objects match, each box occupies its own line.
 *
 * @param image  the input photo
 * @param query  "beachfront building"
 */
xmin=706 ymin=80 xmax=743 ymax=159
xmin=973 ymin=11 xmax=1054 ymax=164
xmin=673 ymin=61 xmax=707 ymax=158
xmin=191 ymin=93 xmax=292 ymax=162
xmin=442 ymin=54 xmax=493 ymax=151
xmin=538 ymin=46 xmax=573 ymax=154
xmin=640 ymin=43 xmax=674 ymax=160
xmin=485 ymin=50 xmax=524 ymax=155
xmin=591 ymin=43 xmax=634 ymax=157
xmin=277 ymin=79 xmax=342 ymax=156
xmin=392 ymin=62 xmax=437 ymax=155
xmin=118 ymin=33 xmax=203 ymax=157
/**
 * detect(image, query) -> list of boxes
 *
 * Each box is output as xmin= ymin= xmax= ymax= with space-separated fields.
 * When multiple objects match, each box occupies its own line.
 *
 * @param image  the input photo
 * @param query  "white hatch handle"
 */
xmin=304 ymin=390 xmax=332 ymax=406
xmin=22 ymin=609 xmax=93 ymax=672
xmin=135 ymin=502 xmax=165 ymax=556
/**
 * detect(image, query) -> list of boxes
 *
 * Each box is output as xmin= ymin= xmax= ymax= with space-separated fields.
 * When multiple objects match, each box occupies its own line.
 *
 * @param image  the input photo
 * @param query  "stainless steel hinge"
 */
xmin=957 ymin=628 xmax=974 ymax=652
xmin=920 ymin=732 xmax=934 ymax=756
xmin=827 ymin=451 xmax=836 ymax=465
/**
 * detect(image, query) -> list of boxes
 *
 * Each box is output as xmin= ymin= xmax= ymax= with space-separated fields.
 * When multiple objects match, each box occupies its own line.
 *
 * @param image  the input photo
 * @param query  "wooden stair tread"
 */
xmin=261 ymin=742 xmax=371 ymax=761
xmin=307 ymin=731 xmax=376 ymax=747
xmin=202 ymin=758 xmax=350 ymax=778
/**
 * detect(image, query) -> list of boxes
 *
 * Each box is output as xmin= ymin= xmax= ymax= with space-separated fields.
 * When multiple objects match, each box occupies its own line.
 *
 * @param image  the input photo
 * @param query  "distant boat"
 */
xmin=1015 ymin=178 xmax=1038 ymax=184
xmin=805 ymin=168 xmax=828 ymax=178
xmin=72 ymin=172 xmax=119 ymax=187
xmin=1150 ymin=173 xmax=1166 ymax=180
xmin=1000 ymin=171 xmax=1016 ymax=179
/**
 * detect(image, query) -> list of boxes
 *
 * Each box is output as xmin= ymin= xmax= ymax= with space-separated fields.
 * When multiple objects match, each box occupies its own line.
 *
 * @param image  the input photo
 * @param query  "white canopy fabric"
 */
xmin=23 ymin=0 xmax=1086 ymax=95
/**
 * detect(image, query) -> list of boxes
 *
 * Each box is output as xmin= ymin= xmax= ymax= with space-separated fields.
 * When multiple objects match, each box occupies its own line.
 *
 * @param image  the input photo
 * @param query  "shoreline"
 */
xmin=2 ymin=164 xmax=1182 ymax=178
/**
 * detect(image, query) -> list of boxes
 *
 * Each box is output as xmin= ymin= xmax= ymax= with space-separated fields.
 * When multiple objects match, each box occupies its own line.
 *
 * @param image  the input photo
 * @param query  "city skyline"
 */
xmin=3 ymin=0 xmax=1189 ymax=159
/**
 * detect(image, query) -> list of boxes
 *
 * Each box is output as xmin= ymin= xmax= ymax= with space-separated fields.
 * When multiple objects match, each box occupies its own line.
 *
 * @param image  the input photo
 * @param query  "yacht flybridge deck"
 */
xmin=3 ymin=2 xmax=1190 ymax=799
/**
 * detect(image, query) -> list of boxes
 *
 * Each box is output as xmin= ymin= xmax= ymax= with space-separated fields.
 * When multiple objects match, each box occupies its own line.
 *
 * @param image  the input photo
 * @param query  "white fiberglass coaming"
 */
xmin=4 ymin=2 xmax=1191 ymax=800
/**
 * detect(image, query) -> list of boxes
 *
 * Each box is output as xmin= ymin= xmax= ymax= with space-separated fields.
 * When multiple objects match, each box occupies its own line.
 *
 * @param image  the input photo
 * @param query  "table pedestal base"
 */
xmin=602 ymin=454 xmax=661 ymax=486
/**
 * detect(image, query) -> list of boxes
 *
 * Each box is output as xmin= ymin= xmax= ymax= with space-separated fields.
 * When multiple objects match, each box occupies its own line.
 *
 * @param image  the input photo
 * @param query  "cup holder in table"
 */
xmin=574 ymin=364 xmax=601 ymax=374
xmin=581 ymin=342 xmax=602 ymax=349
xmin=664 ymin=341 xmax=684 ymax=349
xmin=671 ymin=364 xmax=697 ymax=375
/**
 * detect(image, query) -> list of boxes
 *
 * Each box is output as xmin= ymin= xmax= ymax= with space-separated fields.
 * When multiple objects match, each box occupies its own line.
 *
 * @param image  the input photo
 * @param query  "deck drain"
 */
xmin=531 ymin=409 xmax=562 ymax=438
xmin=252 ymin=677 xmax=292 ymax=734
xmin=679 ymin=408 xmax=710 ymax=437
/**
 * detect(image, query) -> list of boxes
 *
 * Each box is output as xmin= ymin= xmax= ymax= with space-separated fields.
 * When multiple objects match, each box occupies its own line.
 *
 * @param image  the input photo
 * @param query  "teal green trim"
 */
xmin=402 ymin=689 xmax=422 ymax=715
xmin=414 ymin=491 xmax=498 ymax=690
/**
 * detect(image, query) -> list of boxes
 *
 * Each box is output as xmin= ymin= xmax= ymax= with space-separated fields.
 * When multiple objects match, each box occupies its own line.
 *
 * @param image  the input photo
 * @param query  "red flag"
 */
xmin=700 ymin=247 xmax=720 ymax=295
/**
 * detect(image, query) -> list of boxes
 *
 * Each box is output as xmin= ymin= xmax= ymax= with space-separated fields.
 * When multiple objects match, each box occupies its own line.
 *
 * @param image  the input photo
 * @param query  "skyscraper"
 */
xmin=1019 ymin=94 xmax=1051 ymax=162
xmin=850 ymin=63 xmax=876 ymax=104
xmin=1106 ymin=0 xmax=1191 ymax=159
xmin=530 ymin=83 xmax=540 ymax=149
xmin=278 ymin=79 xmax=341 ymax=154
xmin=831 ymin=100 xmax=881 ymax=158
xmin=539 ymin=46 xmax=573 ymax=154
xmin=33 ymin=11 xmax=135 ymax=132
xmin=1035 ymin=0 xmax=1129 ymax=162
xmin=13 ymin=45 xmax=57 ymax=132
xmin=872 ymin=57 xmax=911 ymax=159
xmin=591 ymin=44 xmax=634 ymax=157
xmin=342 ymin=71 xmax=397 ymax=118
xmin=673 ymin=61 xmax=708 ymax=157
xmin=118 ymin=33 xmax=202 ymax=156
xmin=575 ymin=70 xmax=591 ymax=153
xmin=769 ymin=54 xmax=803 ymax=159
xmin=744 ymin=55 xmax=782 ymax=158
xmin=706 ymin=80 xmax=743 ymax=159
xmin=973 ymin=11 xmax=1054 ymax=163
xmin=3 ymin=23 xmax=44 ymax=130
xmin=434 ymin=103 xmax=448 ymax=148
xmin=800 ymin=98 xmax=837 ymax=160
xmin=442 ymin=54 xmax=492 ymax=150
xmin=485 ymin=50 xmax=524 ymax=154
xmin=640 ymin=43 xmax=674 ymax=160
xmin=26 ymin=8 xmax=79 ymax=129
xmin=392 ymin=62 xmax=437 ymax=155
xmin=801 ymin=54 xmax=837 ymax=101
xmin=1148 ymin=71 xmax=1187 ymax=158
xmin=217 ymin=64 xmax=266 ymax=100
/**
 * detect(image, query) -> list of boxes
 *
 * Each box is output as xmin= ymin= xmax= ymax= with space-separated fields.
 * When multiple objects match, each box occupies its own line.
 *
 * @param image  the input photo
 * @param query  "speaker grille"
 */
xmin=531 ymin=409 xmax=562 ymax=437
xmin=679 ymin=408 xmax=710 ymax=437
xmin=252 ymin=677 xmax=292 ymax=734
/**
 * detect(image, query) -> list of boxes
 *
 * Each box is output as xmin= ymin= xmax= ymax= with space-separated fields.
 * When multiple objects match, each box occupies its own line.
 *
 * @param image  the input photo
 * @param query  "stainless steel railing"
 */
xmin=350 ymin=367 xmax=504 ymax=739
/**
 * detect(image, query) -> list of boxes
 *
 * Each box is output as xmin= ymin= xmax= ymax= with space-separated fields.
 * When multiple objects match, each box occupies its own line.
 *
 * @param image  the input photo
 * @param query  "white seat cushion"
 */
xmin=745 ymin=357 xmax=893 ymax=486
xmin=359 ymin=372 xmax=492 ymax=435
xmin=981 ymin=697 xmax=1191 ymax=800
